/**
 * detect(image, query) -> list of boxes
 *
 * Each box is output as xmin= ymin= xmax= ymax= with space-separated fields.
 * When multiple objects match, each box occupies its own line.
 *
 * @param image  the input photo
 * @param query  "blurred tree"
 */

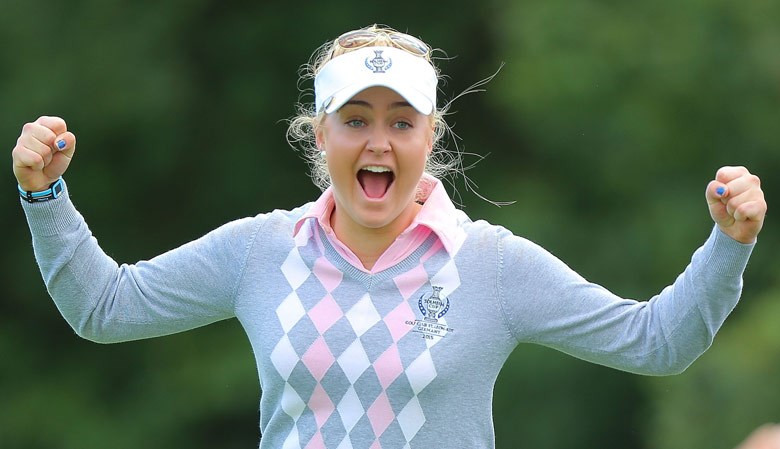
xmin=642 ymin=288 xmax=780 ymax=449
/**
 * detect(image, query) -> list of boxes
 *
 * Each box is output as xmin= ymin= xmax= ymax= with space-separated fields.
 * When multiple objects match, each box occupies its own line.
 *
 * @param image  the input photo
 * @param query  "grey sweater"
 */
xmin=21 ymin=183 xmax=754 ymax=449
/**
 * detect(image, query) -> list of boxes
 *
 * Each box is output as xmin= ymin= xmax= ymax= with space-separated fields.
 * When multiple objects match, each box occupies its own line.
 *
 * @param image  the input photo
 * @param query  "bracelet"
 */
xmin=18 ymin=178 xmax=64 ymax=203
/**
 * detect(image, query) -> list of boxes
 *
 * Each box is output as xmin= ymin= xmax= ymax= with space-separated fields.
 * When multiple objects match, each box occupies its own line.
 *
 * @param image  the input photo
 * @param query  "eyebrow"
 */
xmin=341 ymin=100 xmax=413 ymax=110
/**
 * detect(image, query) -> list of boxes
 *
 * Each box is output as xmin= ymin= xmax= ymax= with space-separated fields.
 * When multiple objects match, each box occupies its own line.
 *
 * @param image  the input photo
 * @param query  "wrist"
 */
xmin=18 ymin=178 xmax=65 ymax=203
xmin=19 ymin=182 xmax=51 ymax=192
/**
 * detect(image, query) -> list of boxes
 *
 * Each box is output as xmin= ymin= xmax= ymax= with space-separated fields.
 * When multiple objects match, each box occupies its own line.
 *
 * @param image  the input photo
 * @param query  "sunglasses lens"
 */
xmin=390 ymin=34 xmax=429 ymax=56
xmin=338 ymin=30 xmax=377 ymax=49
xmin=337 ymin=30 xmax=429 ymax=56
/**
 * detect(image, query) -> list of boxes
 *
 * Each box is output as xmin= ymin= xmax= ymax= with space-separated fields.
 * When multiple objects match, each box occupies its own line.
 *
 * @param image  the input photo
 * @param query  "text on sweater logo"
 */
xmin=406 ymin=285 xmax=454 ymax=340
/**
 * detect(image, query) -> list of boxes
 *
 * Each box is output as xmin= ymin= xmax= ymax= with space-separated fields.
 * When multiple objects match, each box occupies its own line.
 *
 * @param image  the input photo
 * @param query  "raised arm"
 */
xmin=499 ymin=167 xmax=765 ymax=375
xmin=13 ymin=116 xmax=253 ymax=343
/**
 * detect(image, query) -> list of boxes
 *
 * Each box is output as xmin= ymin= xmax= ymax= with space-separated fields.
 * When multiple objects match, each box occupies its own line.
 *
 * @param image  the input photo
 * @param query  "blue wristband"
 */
xmin=18 ymin=178 xmax=64 ymax=203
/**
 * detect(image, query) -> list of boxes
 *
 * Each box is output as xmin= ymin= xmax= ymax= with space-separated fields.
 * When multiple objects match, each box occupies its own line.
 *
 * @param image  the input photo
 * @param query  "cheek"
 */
xmin=397 ymin=147 xmax=429 ymax=180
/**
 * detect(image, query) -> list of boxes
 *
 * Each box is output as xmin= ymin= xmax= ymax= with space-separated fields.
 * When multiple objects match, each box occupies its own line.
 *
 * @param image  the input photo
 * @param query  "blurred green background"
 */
xmin=1 ymin=0 xmax=778 ymax=448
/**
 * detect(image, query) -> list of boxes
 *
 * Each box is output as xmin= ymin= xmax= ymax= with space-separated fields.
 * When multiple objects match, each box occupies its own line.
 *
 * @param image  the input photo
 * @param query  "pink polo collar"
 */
xmin=293 ymin=174 xmax=460 ymax=273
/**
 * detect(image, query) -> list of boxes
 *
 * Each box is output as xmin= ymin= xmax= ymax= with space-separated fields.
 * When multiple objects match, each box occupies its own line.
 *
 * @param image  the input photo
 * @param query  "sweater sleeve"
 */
xmin=497 ymin=225 xmax=755 ymax=375
xmin=20 ymin=182 xmax=259 ymax=343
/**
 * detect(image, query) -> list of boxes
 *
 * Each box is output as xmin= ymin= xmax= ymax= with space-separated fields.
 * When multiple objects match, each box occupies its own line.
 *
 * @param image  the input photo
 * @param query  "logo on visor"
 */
xmin=365 ymin=50 xmax=392 ymax=73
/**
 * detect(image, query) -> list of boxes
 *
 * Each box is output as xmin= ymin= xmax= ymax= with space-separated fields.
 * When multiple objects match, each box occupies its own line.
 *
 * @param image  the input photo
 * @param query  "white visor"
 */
xmin=314 ymin=46 xmax=437 ymax=115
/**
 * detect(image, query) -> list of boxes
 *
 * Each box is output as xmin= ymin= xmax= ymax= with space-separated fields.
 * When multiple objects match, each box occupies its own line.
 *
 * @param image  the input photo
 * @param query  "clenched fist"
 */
xmin=707 ymin=166 xmax=767 ymax=244
xmin=12 ymin=116 xmax=76 ymax=193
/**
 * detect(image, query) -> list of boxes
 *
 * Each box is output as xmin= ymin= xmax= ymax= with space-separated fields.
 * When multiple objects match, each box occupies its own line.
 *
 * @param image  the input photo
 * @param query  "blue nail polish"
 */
xmin=716 ymin=186 xmax=725 ymax=196
xmin=56 ymin=140 xmax=66 ymax=150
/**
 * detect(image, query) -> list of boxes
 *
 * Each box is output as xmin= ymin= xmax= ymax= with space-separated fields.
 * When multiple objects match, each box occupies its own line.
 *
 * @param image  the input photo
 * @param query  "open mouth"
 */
xmin=357 ymin=166 xmax=395 ymax=199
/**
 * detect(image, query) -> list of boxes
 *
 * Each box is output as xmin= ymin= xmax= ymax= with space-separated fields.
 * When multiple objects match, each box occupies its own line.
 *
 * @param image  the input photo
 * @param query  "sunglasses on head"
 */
xmin=335 ymin=29 xmax=430 ymax=57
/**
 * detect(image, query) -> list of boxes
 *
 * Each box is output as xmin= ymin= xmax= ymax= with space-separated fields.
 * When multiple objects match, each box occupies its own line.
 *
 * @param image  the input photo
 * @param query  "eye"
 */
xmin=393 ymin=120 xmax=413 ymax=130
xmin=346 ymin=119 xmax=365 ymax=128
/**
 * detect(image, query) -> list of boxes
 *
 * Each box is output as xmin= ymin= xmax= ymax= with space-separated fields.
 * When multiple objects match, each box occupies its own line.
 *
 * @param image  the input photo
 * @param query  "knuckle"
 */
xmin=716 ymin=166 xmax=732 ymax=180
xmin=31 ymin=151 xmax=44 ymax=166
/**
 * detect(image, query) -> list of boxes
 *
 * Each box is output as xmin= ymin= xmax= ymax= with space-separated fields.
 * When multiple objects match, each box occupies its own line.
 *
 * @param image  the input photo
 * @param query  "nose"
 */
xmin=366 ymin=127 xmax=391 ymax=155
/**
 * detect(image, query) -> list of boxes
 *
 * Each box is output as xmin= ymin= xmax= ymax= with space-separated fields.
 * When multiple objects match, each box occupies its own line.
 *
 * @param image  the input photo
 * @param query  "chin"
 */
xmin=353 ymin=208 xmax=400 ymax=230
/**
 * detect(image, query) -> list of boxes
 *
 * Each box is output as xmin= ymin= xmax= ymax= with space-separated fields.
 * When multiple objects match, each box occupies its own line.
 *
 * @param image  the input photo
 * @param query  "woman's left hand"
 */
xmin=706 ymin=166 xmax=767 ymax=244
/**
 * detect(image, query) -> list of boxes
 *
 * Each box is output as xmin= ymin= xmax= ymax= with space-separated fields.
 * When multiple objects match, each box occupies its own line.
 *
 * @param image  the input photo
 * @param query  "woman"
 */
xmin=13 ymin=25 xmax=766 ymax=448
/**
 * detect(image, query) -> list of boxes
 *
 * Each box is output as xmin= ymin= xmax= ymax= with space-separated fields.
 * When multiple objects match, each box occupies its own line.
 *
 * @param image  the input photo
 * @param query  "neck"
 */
xmin=331 ymin=203 xmax=422 ymax=271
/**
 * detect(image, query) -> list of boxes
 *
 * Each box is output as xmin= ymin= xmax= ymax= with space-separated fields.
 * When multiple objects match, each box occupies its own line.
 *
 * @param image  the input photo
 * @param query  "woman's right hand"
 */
xmin=12 ymin=116 xmax=76 ymax=192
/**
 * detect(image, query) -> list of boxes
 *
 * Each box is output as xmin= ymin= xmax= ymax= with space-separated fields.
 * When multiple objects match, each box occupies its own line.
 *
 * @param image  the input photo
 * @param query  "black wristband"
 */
xmin=18 ymin=178 xmax=64 ymax=203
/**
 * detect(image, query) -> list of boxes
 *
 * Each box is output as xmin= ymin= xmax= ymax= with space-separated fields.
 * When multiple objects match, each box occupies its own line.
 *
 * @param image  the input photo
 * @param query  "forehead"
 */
xmin=342 ymin=86 xmax=412 ymax=108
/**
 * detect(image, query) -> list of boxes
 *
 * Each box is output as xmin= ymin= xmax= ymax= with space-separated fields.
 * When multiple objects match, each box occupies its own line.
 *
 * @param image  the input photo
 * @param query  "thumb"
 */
xmin=53 ymin=131 xmax=76 ymax=158
xmin=43 ymin=131 xmax=77 ymax=181
xmin=705 ymin=180 xmax=728 ymax=204
xmin=706 ymin=180 xmax=732 ymax=224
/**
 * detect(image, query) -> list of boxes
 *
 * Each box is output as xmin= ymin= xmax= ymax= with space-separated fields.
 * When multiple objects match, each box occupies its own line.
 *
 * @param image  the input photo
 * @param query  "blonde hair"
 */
xmin=286 ymin=24 xmax=460 ymax=192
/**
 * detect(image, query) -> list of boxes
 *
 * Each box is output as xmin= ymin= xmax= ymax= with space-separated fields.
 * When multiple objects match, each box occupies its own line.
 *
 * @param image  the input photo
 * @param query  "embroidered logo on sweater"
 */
xmin=408 ymin=286 xmax=454 ymax=340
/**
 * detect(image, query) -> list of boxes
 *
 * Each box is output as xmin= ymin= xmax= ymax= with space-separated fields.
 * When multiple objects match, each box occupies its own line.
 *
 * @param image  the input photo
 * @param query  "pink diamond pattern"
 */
xmin=303 ymin=430 xmax=326 ymax=449
xmin=374 ymin=345 xmax=403 ymax=389
xmin=313 ymin=256 xmax=343 ymax=292
xmin=366 ymin=391 xmax=394 ymax=438
xmin=301 ymin=336 xmax=335 ymax=382
xmin=309 ymin=294 xmax=343 ymax=334
xmin=273 ymin=242 xmax=459 ymax=447
xmin=308 ymin=383 xmax=336 ymax=428
xmin=392 ymin=264 xmax=428 ymax=300
xmin=383 ymin=302 xmax=414 ymax=343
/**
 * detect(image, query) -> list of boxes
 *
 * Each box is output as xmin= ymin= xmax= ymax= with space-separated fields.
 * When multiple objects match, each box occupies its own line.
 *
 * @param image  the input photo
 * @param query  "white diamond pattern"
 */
xmin=270 ymin=236 xmax=463 ymax=448
xmin=430 ymin=258 xmax=460 ymax=298
xmin=281 ymin=382 xmax=306 ymax=420
xmin=271 ymin=335 xmax=298 ymax=381
xmin=336 ymin=435 xmax=354 ymax=449
xmin=336 ymin=386 xmax=365 ymax=432
xmin=281 ymin=248 xmax=310 ymax=290
xmin=406 ymin=351 xmax=437 ymax=395
xmin=281 ymin=424 xmax=301 ymax=449
xmin=345 ymin=293 xmax=381 ymax=337
xmin=277 ymin=292 xmax=306 ymax=334
xmin=337 ymin=340 xmax=371 ymax=384
xmin=397 ymin=397 xmax=425 ymax=441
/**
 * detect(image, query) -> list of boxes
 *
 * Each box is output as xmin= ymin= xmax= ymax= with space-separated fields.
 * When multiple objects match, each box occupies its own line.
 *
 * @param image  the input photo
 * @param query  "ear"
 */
xmin=315 ymin=126 xmax=325 ymax=150
xmin=426 ymin=123 xmax=435 ymax=156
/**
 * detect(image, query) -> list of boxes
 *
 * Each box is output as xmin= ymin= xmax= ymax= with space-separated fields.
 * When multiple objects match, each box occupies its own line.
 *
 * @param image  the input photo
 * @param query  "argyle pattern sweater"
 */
xmin=21 ymin=182 xmax=754 ymax=449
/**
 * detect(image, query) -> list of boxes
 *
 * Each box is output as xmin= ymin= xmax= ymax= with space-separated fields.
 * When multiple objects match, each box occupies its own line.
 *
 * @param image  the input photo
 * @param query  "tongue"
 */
xmin=358 ymin=171 xmax=392 ymax=198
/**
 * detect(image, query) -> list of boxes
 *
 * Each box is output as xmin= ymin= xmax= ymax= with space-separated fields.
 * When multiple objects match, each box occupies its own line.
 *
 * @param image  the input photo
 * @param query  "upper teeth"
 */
xmin=363 ymin=166 xmax=391 ymax=173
